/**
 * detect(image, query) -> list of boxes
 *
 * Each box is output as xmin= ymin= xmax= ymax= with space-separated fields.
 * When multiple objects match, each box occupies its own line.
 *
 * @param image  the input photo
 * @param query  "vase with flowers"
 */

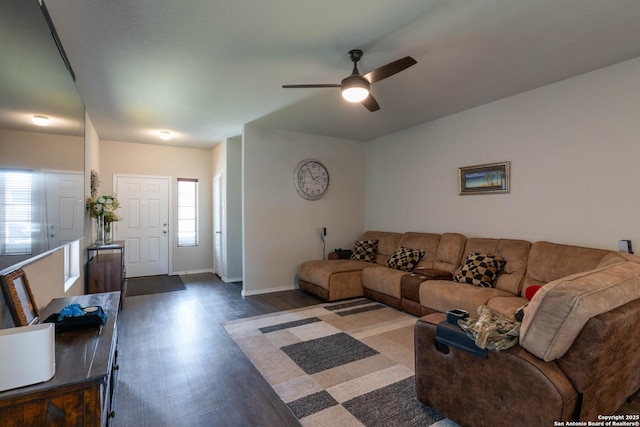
xmin=86 ymin=194 xmax=121 ymax=246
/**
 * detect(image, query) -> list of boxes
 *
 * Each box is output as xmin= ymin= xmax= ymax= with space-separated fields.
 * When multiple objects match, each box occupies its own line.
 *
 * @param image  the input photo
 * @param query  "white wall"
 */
xmin=0 ymin=128 xmax=83 ymax=170
xmin=0 ymin=245 xmax=74 ymax=328
xmin=210 ymin=138 xmax=243 ymax=283
xmin=100 ymin=140 xmax=213 ymax=274
xmin=226 ymin=136 xmax=243 ymax=281
xmin=84 ymin=112 xmax=100 ymax=271
xmin=85 ymin=112 xmax=100 ymax=185
xmin=366 ymin=56 xmax=640 ymax=251
xmin=243 ymin=126 xmax=365 ymax=295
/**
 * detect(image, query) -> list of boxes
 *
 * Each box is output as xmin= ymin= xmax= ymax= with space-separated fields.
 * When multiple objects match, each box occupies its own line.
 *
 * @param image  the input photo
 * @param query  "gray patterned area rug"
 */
xmin=224 ymin=299 xmax=459 ymax=427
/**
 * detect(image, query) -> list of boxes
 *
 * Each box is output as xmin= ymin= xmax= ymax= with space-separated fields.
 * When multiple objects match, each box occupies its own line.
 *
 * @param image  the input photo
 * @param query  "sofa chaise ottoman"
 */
xmin=297 ymin=231 xmax=402 ymax=301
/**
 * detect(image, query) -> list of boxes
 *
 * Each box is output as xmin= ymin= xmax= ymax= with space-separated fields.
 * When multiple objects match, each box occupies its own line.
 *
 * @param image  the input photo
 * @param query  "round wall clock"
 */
xmin=293 ymin=159 xmax=330 ymax=200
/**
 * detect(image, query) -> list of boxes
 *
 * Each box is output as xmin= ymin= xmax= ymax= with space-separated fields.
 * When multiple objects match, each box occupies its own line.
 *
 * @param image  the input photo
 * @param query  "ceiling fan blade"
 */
xmin=364 ymin=56 xmax=417 ymax=84
xmin=362 ymin=93 xmax=380 ymax=112
xmin=282 ymin=84 xmax=341 ymax=88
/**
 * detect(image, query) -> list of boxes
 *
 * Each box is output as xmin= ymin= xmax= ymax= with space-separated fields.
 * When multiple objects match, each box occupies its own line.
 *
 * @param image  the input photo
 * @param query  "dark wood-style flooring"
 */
xmin=112 ymin=273 xmax=321 ymax=427
xmin=112 ymin=273 xmax=639 ymax=427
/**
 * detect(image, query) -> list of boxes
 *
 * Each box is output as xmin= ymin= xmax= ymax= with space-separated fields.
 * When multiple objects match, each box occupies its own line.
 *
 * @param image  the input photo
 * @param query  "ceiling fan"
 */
xmin=282 ymin=49 xmax=417 ymax=112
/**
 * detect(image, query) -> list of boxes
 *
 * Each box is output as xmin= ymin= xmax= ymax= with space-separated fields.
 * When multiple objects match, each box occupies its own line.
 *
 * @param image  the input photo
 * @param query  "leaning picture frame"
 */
xmin=1 ymin=268 xmax=40 ymax=326
xmin=459 ymin=161 xmax=510 ymax=195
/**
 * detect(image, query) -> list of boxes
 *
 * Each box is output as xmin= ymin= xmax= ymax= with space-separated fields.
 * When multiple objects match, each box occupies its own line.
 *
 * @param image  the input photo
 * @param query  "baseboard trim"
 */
xmin=221 ymin=276 xmax=243 ymax=283
xmin=241 ymin=284 xmax=296 ymax=297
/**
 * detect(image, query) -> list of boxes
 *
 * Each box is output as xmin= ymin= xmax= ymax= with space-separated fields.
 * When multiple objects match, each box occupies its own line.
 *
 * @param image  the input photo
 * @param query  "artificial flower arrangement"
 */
xmin=86 ymin=194 xmax=121 ymax=223
xmin=86 ymin=194 xmax=122 ymax=245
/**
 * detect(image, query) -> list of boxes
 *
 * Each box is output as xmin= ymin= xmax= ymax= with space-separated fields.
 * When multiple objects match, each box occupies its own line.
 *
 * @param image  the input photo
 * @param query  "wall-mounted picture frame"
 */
xmin=1 ymin=268 xmax=40 ymax=326
xmin=90 ymin=169 xmax=100 ymax=198
xmin=459 ymin=161 xmax=510 ymax=195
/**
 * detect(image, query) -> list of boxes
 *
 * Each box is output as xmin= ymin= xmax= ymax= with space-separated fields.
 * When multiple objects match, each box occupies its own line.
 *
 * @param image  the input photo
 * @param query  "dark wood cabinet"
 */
xmin=87 ymin=242 xmax=125 ymax=301
xmin=0 ymin=292 xmax=120 ymax=426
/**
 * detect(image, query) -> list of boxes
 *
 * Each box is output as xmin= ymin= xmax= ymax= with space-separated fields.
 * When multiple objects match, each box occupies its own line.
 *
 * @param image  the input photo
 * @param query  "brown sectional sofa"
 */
xmin=361 ymin=232 xmax=466 ymax=308
xmin=298 ymin=230 xmax=466 ymax=309
xmin=297 ymin=230 xmax=640 ymax=425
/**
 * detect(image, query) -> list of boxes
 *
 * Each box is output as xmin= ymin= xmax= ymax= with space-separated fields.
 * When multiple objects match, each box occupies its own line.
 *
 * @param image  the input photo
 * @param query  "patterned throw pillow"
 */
xmin=384 ymin=247 xmax=425 ymax=272
xmin=515 ymin=303 xmax=528 ymax=322
xmin=454 ymin=252 xmax=507 ymax=288
xmin=350 ymin=240 xmax=378 ymax=263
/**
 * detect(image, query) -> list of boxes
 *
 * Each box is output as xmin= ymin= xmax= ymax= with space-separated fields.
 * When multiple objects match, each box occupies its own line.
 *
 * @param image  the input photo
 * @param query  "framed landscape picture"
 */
xmin=459 ymin=161 xmax=510 ymax=195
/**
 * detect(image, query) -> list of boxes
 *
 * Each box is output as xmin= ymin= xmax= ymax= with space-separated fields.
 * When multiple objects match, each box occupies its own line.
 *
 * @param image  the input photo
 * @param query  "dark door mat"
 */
xmin=125 ymin=275 xmax=186 ymax=297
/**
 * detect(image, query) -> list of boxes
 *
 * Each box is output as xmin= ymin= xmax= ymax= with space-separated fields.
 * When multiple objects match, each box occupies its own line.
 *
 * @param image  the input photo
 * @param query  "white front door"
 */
xmin=213 ymin=175 xmax=222 ymax=276
xmin=44 ymin=171 xmax=84 ymax=248
xmin=115 ymin=175 xmax=170 ymax=277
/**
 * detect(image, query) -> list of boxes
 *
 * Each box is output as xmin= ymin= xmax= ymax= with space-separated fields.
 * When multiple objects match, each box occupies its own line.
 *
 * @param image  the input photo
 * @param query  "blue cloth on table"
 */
xmin=57 ymin=303 xmax=107 ymax=323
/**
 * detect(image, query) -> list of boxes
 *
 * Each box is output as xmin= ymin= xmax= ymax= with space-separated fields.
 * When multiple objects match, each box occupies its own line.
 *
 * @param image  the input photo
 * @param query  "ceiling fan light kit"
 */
xmin=283 ymin=49 xmax=416 ymax=112
xmin=341 ymin=75 xmax=370 ymax=103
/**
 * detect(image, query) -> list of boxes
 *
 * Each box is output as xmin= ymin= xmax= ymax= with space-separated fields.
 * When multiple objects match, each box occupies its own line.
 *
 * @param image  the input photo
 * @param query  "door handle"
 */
xmin=215 ymin=231 xmax=221 ymax=234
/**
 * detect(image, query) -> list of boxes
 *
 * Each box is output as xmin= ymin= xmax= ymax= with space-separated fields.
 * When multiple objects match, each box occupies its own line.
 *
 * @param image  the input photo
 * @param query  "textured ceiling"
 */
xmin=30 ymin=1 xmax=640 ymax=148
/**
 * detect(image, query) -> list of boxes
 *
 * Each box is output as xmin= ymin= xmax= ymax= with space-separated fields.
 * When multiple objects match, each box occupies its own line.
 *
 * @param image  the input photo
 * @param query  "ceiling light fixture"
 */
xmin=32 ymin=115 xmax=50 ymax=126
xmin=159 ymin=131 xmax=172 ymax=140
xmin=341 ymin=75 xmax=370 ymax=103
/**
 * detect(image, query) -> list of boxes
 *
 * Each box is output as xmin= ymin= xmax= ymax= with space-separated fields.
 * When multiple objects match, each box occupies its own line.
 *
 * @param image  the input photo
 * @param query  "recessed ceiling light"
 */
xmin=159 ymin=131 xmax=172 ymax=140
xmin=32 ymin=115 xmax=50 ymax=126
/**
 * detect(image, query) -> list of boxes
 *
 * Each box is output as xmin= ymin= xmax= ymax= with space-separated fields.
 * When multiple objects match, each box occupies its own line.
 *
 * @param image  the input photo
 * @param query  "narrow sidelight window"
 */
xmin=177 ymin=178 xmax=198 ymax=247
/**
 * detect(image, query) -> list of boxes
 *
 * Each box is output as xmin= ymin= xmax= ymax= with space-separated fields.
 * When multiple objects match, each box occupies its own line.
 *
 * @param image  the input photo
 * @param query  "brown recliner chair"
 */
xmin=414 ymin=298 xmax=640 ymax=427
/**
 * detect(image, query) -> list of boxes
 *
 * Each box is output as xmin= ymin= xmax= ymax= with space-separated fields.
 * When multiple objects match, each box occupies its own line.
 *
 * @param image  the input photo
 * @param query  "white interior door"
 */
xmin=44 ymin=171 xmax=84 ymax=248
xmin=116 ymin=175 xmax=170 ymax=277
xmin=213 ymin=175 xmax=222 ymax=276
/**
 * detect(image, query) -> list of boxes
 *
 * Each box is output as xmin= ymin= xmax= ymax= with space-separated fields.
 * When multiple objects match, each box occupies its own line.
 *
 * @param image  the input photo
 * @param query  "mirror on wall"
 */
xmin=0 ymin=0 xmax=85 ymax=274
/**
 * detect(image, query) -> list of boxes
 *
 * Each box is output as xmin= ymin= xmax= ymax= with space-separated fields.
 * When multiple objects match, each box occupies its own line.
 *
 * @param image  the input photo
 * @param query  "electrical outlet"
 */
xmin=618 ymin=240 xmax=633 ymax=254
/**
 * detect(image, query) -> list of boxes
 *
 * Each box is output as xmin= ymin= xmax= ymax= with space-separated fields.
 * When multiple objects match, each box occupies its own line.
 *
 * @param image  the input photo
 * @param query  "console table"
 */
xmin=0 ymin=292 xmax=120 ymax=426
xmin=87 ymin=242 xmax=125 ymax=308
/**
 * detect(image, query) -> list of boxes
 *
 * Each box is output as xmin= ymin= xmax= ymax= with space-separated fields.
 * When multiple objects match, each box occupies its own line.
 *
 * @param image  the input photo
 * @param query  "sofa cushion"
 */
xmin=420 ymin=280 xmax=514 ymax=314
xmin=385 ymin=247 xmax=425 ymax=272
xmin=397 ymin=232 xmax=441 ymax=269
xmin=520 ymin=260 xmax=640 ymax=361
xmin=487 ymin=296 xmax=529 ymax=318
xmin=361 ymin=266 xmax=406 ymax=300
xmin=433 ymin=233 xmax=467 ymax=273
xmin=350 ymin=239 xmax=378 ymax=263
xmin=454 ymin=238 xmax=530 ymax=295
xmin=298 ymin=259 xmax=372 ymax=289
xmin=521 ymin=241 xmax=615 ymax=296
xmin=362 ymin=231 xmax=403 ymax=266
xmin=454 ymin=253 xmax=506 ymax=288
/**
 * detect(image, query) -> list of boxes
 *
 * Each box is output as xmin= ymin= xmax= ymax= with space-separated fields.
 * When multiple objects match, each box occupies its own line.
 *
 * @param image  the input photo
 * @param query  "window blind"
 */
xmin=0 ymin=170 xmax=33 ymax=255
xmin=177 ymin=178 xmax=198 ymax=247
